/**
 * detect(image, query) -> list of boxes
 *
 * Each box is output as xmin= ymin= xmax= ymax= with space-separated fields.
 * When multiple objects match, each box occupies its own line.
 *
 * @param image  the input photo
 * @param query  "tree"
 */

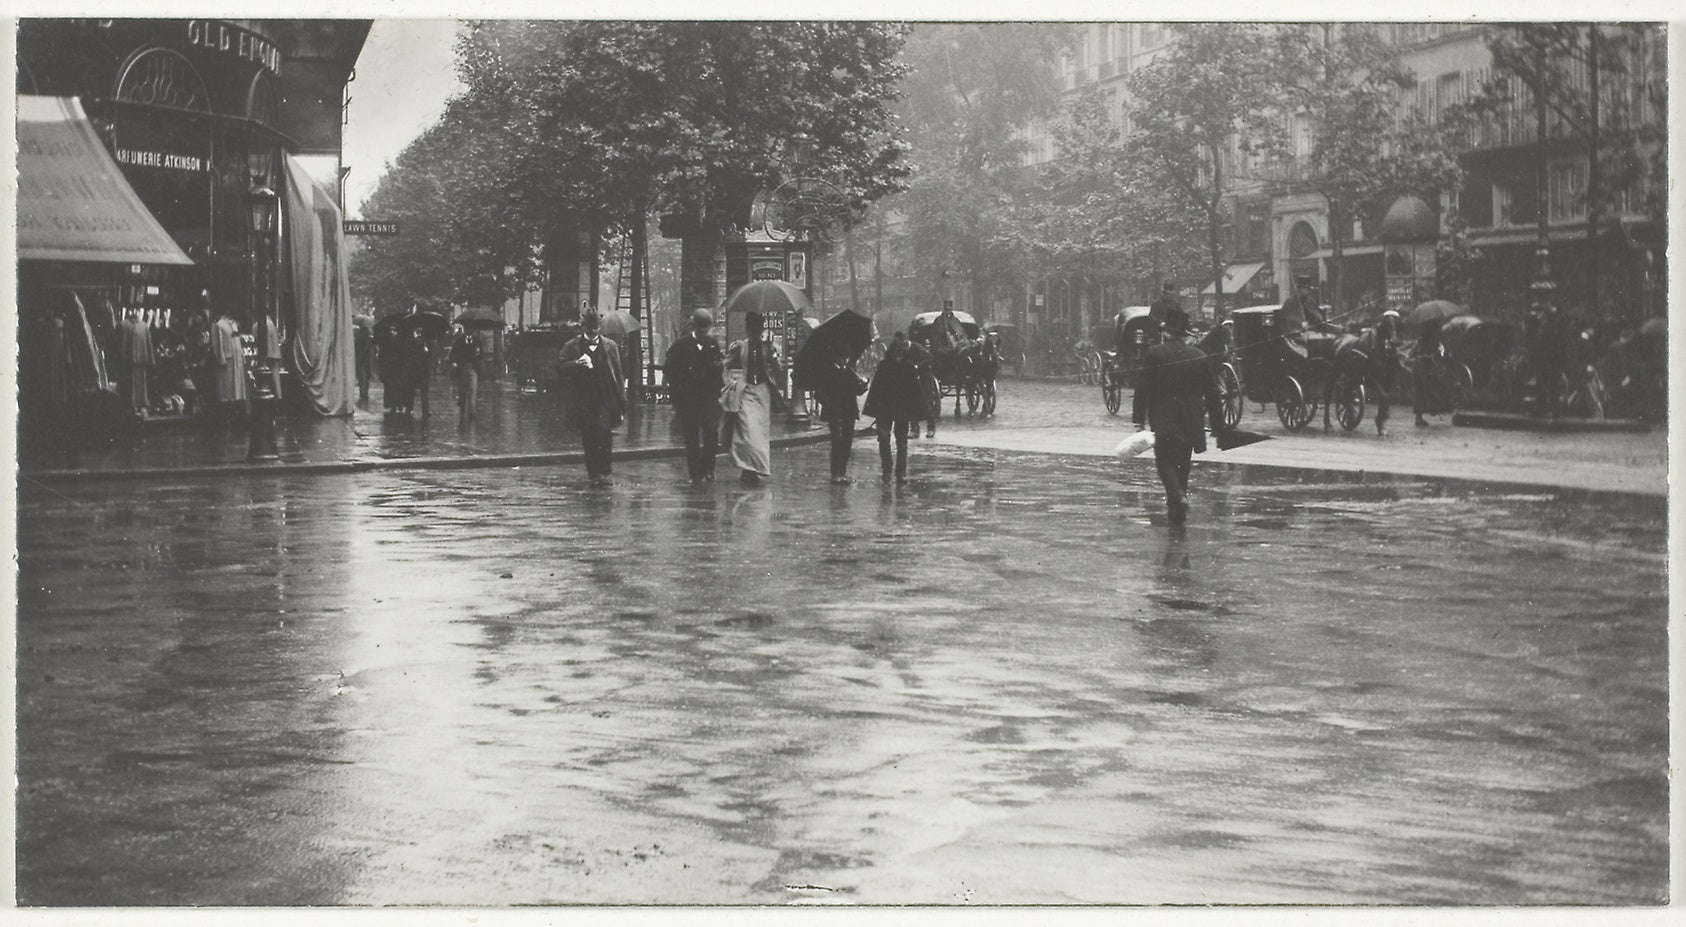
xmin=354 ymin=22 xmax=913 ymax=324
xmin=1125 ymin=24 xmax=1285 ymax=318
xmin=892 ymin=23 xmax=1072 ymax=315
xmin=1479 ymin=23 xmax=1668 ymax=315
xmin=1268 ymin=25 xmax=1407 ymax=314
xmin=1026 ymin=88 xmax=1205 ymax=305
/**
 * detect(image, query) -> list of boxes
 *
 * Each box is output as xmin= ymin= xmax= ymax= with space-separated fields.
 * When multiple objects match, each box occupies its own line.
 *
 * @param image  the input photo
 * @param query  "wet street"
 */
xmin=14 ymin=438 xmax=1668 ymax=906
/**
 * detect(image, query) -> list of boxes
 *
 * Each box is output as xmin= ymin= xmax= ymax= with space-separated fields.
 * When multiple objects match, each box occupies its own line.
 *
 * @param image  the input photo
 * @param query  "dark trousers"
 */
xmin=676 ymin=396 xmax=720 ymax=479
xmin=829 ymin=417 xmax=855 ymax=477
xmin=1153 ymin=435 xmax=1195 ymax=515
xmin=581 ymin=425 xmax=614 ymax=478
xmin=877 ymin=418 xmax=910 ymax=477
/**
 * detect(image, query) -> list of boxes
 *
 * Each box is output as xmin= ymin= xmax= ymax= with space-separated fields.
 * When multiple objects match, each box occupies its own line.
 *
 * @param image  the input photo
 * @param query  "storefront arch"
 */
xmin=113 ymin=46 xmax=211 ymax=112
xmin=246 ymin=71 xmax=280 ymax=126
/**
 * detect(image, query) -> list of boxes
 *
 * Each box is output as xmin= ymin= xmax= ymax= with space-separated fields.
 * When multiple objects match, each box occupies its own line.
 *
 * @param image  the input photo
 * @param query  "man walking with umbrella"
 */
xmin=814 ymin=341 xmax=868 ymax=484
xmin=560 ymin=310 xmax=626 ymax=486
xmin=663 ymin=308 xmax=725 ymax=483
xmin=1132 ymin=307 xmax=1227 ymax=525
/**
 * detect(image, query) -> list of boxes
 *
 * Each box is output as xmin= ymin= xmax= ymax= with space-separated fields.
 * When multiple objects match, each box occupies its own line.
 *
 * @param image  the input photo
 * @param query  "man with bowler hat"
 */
xmin=1148 ymin=282 xmax=1182 ymax=337
xmin=663 ymin=308 xmax=725 ymax=482
xmin=1132 ymin=306 xmax=1227 ymax=525
xmin=560 ymin=310 xmax=626 ymax=486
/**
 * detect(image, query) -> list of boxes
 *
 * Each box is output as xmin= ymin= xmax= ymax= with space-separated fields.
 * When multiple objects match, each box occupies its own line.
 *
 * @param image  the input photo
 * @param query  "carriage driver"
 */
xmin=1278 ymin=272 xmax=1332 ymax=361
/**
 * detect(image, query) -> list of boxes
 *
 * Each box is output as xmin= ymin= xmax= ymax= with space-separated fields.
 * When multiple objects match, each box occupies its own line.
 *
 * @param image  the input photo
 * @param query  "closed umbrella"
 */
xmin=1215 ymin=427 xmax=1271 ymax=451
xmin=791 ymin=309 xmax=873 ymax=391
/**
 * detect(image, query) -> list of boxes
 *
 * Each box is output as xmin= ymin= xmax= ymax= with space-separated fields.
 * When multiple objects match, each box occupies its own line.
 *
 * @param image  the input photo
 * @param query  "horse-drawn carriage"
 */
xmin=1228 ymin=304 xmax=1364 ymax=432
xmin=1099 ymin=306 xmax=1155 ymax=414
xmin=909 ymin=309 xmax=1001 ymax=417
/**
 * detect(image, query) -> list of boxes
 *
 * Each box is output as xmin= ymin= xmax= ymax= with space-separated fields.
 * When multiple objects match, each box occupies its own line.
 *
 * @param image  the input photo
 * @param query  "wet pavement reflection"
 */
xmin=15 ymin=445 xmax=1668 ymax=905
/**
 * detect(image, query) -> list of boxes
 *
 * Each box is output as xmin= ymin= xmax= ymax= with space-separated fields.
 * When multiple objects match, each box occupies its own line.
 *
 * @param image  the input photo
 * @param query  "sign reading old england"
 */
xmin=186 ymin=20 xmax=282 ymax=76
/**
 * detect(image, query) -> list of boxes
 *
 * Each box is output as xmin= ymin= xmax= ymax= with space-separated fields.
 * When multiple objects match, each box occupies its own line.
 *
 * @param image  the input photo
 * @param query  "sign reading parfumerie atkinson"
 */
xmin=344 ymin=220 xmax=400 ymax=236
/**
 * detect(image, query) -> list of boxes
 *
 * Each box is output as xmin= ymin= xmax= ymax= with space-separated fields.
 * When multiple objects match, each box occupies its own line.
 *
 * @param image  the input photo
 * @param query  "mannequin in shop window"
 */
xmin=119 ymin=307 xmax=153 ymax=412
xmin=212 ymin=309 xmax=247 ymax=417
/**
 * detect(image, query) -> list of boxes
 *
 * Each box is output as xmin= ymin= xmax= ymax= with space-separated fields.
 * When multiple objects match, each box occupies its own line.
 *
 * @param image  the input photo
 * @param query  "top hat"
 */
xmin=1161 ymin=282 xmax=1179 ymax=294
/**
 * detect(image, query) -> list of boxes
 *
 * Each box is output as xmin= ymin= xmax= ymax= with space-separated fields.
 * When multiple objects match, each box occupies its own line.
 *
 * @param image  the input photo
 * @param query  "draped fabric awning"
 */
xmin=17 ymin=95 xmax=194 ymax=265
xmin=1200 ymin=262 xmax=1265 ymax=296
xmin=282 ymin=153 xmax=355 ymax=416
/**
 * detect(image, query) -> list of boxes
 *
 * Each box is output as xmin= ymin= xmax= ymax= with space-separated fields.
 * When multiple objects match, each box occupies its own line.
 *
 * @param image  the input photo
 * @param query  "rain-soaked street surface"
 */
xmin=15 ymin=443 xmax=1668 ymax=905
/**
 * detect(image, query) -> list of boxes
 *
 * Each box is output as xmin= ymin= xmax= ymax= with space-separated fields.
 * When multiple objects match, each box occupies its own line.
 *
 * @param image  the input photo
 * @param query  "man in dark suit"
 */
xmin=1132 ymin=307 xmax=1227 ymax=525
xmin=1147 ymin=282 xmax=1182 ymax=337
xmin=663 ymin=308 xmax=724 ymax=482
xmin=560 ymin=310 xmax=626 ymax=486
xmin=813 ymin=341 xmax=868 ymax=484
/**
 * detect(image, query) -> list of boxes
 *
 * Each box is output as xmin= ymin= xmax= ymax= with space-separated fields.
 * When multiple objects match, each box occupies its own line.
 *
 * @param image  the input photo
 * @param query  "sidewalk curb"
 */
xmin=1452 ymin=411 xmax=1653 ymax=434
xmin=21 ymin=429 xmax=833 ymax=483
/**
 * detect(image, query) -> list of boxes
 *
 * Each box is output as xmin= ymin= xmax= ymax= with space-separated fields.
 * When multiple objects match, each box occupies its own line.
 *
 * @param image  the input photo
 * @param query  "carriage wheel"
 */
xmin=1333 ymin=371 xmax=1366 ymax=431
xmin=982 ymin=379 xmax=997 ymax=416
xmin=1276 ymin=377 xmax=1313 ymax=432
xmin=1101 ymin=367 xmax=1122 ymax=415
xmin=1452 ymin=362 xmax=1474 ymax=408
xmin=1216 ymin=362 xmax=1243 ymax=430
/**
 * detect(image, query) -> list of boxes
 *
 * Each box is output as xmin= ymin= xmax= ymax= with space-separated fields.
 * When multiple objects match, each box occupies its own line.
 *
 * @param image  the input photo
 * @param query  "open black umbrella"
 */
xmin=1404 ymin=300 xmax=1465 ymax=329
xmin=791 ymin=309 xmax=874 ymax=391
xmin=722 ymin=280 xmax=813 ymax=318
xmin=452 ymin=306 xmax=505 ymax=329
xmin=375 ymin=310 xmax=449 ymax=340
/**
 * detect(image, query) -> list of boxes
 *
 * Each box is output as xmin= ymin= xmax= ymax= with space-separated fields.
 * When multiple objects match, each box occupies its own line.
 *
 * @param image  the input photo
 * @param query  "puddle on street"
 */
xmin=14 ymin=445 xmax=1668 ymax=905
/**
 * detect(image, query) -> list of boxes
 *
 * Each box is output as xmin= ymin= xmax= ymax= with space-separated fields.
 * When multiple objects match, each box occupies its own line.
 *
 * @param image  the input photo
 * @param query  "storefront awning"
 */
xmin=1200 ymin=262 xmax=1265 ymax=296
xmin=1308 ymin=243 xmax=1384 ymax=260
xmin=17 ymin=95 xmax=194 ymax=265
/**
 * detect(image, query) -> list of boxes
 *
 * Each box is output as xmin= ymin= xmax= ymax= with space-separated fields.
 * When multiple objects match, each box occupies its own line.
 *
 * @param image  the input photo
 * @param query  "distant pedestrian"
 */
xmin=560 ymin=310 xmax=626 ymax=486
xmin=663 ymin=308 xmax=725 ymax=482
xmin=814 ymin=340 xmax=868 ymax=484
xmin=907 ymin=337 xmax=939 ymax=438
xmin=1413 ymin=316 xmax=1447 ymax=427
xmin=1371 ymin=309 xmax=1401 ymax=435
xmin=448 ymin=324 xmax=482 ymax=420
xmin=723 ymin=311 xmax=783 ymax=485
xmin=354 ymin=321 xmax=373 ymax=401
xmin=1132 ymin=307 xmax=1226 ymax=525
xmin=863 ymin=332 xmax=932 ymax=485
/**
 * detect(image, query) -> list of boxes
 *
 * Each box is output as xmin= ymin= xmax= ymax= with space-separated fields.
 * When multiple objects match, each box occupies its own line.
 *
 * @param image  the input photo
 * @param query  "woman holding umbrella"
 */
xmin=723 ymin=311 xmax=784 ymax=485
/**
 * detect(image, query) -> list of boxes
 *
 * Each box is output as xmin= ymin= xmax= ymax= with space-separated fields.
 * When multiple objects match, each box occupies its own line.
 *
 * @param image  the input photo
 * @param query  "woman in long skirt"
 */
xmin=724 ymin=311 xmax=783 ymax=485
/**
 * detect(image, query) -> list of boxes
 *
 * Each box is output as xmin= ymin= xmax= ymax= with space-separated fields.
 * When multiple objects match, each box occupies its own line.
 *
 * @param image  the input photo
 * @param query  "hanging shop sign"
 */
xmin=186 ymin=20 xmax=282 ymax=77
xmin=344 ymin=220 xmax=400 ymax=236
xmin=115 ymin=147 xmax=208 ymax=172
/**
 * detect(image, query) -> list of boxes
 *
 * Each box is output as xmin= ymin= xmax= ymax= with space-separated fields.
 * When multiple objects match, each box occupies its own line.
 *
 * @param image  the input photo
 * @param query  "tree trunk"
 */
xmin=629 ymin=210 xmax=646 ymax=401
xmin=1329 ymin=194 xmax=1345 ymax=316
xmin=873 ymin=212 xmax=885 ymax=317
xmin=1532 ymin=42 xmax=1552 ymax=307
xmin=1208 ymin=147 xmax=1226 ymax=320
xmin=846 ymin=225 xmax=861 ymax=316
xmin=1585 ymin=24 xmax=1601 ymax=319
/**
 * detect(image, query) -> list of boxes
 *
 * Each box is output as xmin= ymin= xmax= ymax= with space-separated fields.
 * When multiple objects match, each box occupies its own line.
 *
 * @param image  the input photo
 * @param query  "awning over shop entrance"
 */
xmin=1200 ymin=261 xmax=1265 ymax=296
xmin=17 ymin=95 xmax=194 ymax=265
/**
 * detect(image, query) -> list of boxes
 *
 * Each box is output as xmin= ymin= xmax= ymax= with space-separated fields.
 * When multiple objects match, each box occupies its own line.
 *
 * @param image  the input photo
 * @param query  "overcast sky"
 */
xmin=341 ymin=19 xmax=465 ymax=218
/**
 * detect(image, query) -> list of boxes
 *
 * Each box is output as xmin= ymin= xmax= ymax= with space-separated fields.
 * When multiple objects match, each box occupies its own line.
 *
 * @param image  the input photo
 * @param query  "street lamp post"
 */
xmin=247 ymin=176 xmax=281 ymax=461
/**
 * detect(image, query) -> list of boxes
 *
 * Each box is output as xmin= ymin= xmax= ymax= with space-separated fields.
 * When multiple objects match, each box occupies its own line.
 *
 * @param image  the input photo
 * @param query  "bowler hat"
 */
xmin=691 ymin=308 xmax=714 ymax=327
